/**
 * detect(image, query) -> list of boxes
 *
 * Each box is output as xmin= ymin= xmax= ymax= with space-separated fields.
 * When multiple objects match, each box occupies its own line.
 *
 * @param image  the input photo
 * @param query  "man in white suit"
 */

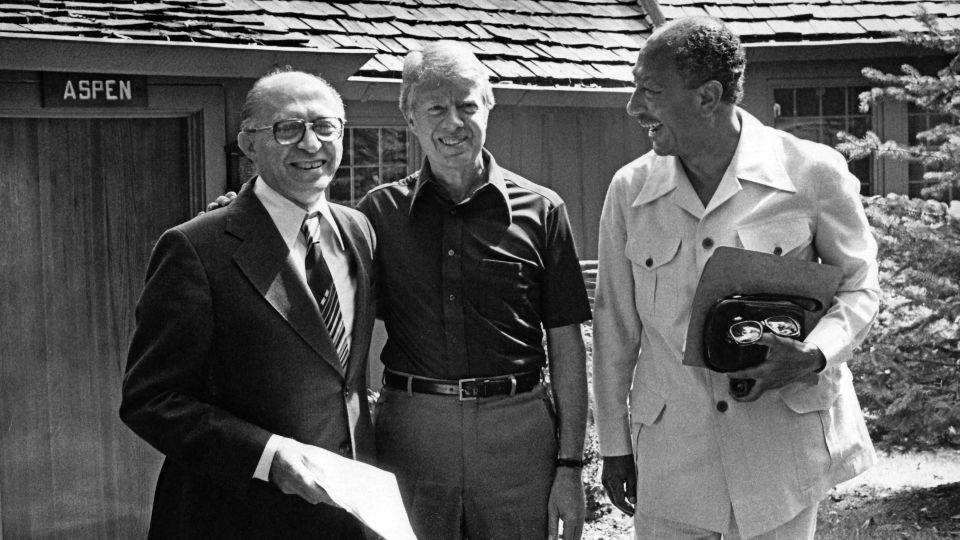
xmin=593 ymin=17 xmax=880 ymax=539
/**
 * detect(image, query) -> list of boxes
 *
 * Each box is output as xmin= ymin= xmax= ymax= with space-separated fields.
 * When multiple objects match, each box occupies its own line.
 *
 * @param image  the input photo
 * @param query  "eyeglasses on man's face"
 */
xmin=726 ymin=315 xmax=800 ymax=346
xmin=243 ymin=117 xmax=345 ymax=145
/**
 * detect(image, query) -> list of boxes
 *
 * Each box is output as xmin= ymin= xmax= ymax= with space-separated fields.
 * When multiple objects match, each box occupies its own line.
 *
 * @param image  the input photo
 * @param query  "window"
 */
xmin=773 ymin=86 xmax=873 ymax=195
xmin=907 ymin=103 xmax=952 ymax=198
xmin=328 ymin=126 xmax=409 ymax=206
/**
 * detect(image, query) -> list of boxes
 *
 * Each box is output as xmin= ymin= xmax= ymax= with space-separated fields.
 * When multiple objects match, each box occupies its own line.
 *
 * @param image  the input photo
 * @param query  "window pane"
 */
xmin=381 ymin=128 xmax=407 ymax=164
xmin=795 ymin=87 xmax=819 ymax=117
xmin=847 ymin=115 xmax=869 ymax=138
xmin=908 ymin=162 xmax=925 ymax=187
xmin=334 ymin=125 xmax=409 ymax=207
xmin=342 ymin=129 xmax=353 ymax=166
xmin=849 ymin=86 xmax=869 ymax=114
xmin=774 ymin=89 xmax=794 ymax=117
xmin=823 ymin=117 xmax=845 ymax=146
xmin=353 ymin=128 xmax=379 ymax=166
xmin=822 ymin=87 xmax=844 ymax=116
xmin=353 ymin=166 xmax=380 ymax=199
xmin=383 ymin=165 xmax=408 ymax=184
xmin=907 ymin=114 xmax=923 ymax=144
xmin=329 ymin=171 xmax=352 ymax=205
xmin=849 ymin=158 xmax=871 ymax=195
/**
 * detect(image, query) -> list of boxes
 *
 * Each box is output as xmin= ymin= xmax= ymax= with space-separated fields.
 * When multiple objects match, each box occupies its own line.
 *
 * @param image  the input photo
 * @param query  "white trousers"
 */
xmin=633 ymin=504 xmax=818 ymax=540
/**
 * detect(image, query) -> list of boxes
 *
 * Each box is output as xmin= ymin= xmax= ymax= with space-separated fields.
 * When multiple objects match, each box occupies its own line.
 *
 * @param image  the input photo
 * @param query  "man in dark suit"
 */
xmin=120 ymin=69 xmax=377 ymax=539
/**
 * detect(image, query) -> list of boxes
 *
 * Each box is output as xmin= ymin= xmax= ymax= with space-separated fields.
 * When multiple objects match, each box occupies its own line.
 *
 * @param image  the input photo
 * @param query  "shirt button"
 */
xmin=447 ymin=249 xmax=455 ymax=256
xmin=716 ymin=400 xmax=729 ymax=413
xmin=773 ymin=246 xmax=783 ymax=255
xmin=645 ymin=257 xmax=653 ymax=267
xmin=448 ymin=294 xmax=455 ymax=301
xmin=702 ymin=237 xmax=714 ymax=250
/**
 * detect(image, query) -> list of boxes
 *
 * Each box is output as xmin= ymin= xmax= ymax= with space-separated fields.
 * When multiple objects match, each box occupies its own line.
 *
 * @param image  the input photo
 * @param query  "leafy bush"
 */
xmin=851 ymin=194 xmax=960 ymax=450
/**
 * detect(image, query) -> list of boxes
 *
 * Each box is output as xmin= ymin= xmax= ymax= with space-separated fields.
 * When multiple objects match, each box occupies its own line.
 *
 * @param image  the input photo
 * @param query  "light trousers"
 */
xmin=633 ymin=504 xmax=818 ymax=540
xmin=375 ymin=383 xmax=558 ymax=539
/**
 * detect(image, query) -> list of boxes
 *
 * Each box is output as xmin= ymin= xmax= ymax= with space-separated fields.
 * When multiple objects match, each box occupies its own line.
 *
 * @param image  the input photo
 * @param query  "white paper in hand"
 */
xmin=301 ymin=446 xmax=417 ymax=540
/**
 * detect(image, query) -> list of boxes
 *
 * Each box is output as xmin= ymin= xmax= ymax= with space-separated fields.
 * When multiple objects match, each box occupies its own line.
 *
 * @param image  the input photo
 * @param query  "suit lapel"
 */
xmin=227 ymin=183 xmax=343 ymax=376
xmin=329 ymin=206 xmax=373 ymax=383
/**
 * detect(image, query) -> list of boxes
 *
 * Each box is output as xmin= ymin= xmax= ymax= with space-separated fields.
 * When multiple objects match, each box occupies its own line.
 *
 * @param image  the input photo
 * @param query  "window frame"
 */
xmin=328 ymin=121 xmax=420 ymax=207
xmin=770 ymin=80 xmax=879 ymax=195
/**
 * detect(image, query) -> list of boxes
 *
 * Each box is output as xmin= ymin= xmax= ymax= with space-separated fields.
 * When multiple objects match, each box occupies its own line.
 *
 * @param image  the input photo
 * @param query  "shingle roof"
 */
xmin=4 ymin=1 xmax=959 ymax=89
xmin=0 ymin=0 xmax=651 ymax=88
xmin=658 ymin=0 xmax=960 ymax=43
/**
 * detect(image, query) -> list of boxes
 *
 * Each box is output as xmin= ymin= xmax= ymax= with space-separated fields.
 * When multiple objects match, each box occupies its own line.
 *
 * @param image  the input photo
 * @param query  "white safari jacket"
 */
xmin=593 ymin=109 xmax=880 ymax=537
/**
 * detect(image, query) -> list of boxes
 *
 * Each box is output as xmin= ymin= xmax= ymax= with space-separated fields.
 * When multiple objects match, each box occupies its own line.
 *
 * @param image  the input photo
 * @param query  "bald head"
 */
xmin=240 ymin=69 xmax=345 ymax=130
xmin=642 ymin=16 xmax=746 ymax=105
xmin=399 ymin=42 xmax=495 ymax=117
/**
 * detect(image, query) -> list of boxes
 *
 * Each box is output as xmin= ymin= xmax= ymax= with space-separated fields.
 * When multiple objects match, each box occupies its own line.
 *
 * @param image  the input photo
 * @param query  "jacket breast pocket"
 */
xmin=624 ymin=235 xmax=681 ymax=317
xmin=737 ymin=217 xmax=812 ymax=257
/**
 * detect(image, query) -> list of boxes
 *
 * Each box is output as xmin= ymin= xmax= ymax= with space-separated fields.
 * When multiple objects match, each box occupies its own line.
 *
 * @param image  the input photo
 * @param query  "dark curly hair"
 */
xmin=662 ymin=17 xmax=746 ymax=105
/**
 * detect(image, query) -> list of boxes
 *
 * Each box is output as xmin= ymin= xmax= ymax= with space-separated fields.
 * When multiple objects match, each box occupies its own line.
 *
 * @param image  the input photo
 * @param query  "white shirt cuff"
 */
xmin=253 ymin=434 xmax=283 ymax=481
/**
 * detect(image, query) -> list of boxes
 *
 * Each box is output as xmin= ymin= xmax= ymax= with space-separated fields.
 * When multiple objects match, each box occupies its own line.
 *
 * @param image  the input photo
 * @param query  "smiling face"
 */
xmin=625 ymin=45 xmax=705 ymax=159
xmin=405 ymin=76 xmax=489 ymax=181
xmin=238 ymin=73 xmax=345 ymax=209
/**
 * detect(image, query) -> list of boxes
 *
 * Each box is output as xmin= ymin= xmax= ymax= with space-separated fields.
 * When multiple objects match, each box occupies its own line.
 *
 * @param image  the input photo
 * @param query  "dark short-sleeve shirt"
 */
xmin=357 ymin=150 xmax=591 ymax=379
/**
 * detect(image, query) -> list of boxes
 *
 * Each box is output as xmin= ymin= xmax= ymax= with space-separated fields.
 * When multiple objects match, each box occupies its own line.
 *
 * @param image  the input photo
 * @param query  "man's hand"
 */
xmin=547 ymin=466 xmax=585 ymax=540
xmin=199 ymin=191 xmax=238 ymax=214
xmin=600 ymin=454 xmax=636 ymax=517
xmin=725 ymin=334 xmax=825 ymax=402
xmin=267 ymin=438 xmax=335 ymax=506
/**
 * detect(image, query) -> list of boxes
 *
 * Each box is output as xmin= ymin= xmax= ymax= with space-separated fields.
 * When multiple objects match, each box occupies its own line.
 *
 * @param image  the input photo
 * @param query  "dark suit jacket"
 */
xmin=120 ymin=181 xmax=376 ymax=539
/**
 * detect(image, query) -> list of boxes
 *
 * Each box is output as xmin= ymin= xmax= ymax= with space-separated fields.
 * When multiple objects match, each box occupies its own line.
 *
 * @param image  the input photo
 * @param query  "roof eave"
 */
xmin=745 ymin=37 xmax=943 ymax=63
xmin=344 ymin=76 xmax=632 ymax=108
xmin=0 ymin=32 xmax=374 ymax=82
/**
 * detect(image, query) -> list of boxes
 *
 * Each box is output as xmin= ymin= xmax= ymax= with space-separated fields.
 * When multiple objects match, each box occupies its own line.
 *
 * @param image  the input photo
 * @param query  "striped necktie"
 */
xmin=302 ymin=215 xmax=350 ymax=370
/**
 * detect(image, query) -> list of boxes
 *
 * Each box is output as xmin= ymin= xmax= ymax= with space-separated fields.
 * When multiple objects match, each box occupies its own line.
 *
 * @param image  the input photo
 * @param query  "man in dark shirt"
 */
xmin=356 ymin=42 xmax=591 ymax=539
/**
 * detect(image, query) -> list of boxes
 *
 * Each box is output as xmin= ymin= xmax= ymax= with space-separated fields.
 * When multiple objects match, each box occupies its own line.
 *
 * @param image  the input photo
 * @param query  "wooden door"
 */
xmin=0 ymin=117 xmax=192 ymax=538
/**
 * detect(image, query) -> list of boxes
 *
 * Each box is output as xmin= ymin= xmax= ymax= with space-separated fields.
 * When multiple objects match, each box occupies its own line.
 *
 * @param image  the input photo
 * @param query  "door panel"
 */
xmin=1 ymin=117 xmax=191 ymax=538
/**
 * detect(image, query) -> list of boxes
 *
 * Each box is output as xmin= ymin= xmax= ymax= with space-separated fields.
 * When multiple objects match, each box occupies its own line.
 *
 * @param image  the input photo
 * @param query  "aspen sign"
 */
xmin=42 ymin=73 xmax=147 ymax=107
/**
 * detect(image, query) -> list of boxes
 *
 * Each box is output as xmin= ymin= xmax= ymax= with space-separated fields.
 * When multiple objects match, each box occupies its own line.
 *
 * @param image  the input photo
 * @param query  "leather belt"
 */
xmin=383 ymin=369 xmax=542 ymax=401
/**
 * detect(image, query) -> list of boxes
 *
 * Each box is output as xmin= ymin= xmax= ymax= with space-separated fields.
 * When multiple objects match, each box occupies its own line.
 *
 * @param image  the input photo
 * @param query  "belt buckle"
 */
xmin=458 ymin=377 xmax=480 ymax=401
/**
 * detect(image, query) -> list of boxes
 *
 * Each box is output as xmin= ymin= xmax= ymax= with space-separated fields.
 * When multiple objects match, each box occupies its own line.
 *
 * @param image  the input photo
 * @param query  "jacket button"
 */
xmin=716 ymin=400 xmax=728 ymax=413
xmin=339 ymin=442 xmax=352 ymax=455
xmin=701 ymin=237 xmax=714 ymax=249
xmin=343 ymin=386 xmax=351 ymax=398
xmin=773 ymin=246 xmax=783 ymax=255
xmin=645 ymin=257 xmax=653 ymax=267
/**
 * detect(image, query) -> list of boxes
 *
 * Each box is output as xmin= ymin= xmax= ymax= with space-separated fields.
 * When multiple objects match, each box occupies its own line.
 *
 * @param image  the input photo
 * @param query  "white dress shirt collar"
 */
xmin=631 ymin=108 xmax=797 ymax=210
xmin=252 ymin=178 xmax=346 ymax=251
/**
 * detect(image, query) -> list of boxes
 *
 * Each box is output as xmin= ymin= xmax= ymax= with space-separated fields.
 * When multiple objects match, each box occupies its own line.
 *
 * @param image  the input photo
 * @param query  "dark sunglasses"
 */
xmin=243 ymin=117 xmax=345 ymax=145
xmin=726 ymin=315 xmax=801 ymax=346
